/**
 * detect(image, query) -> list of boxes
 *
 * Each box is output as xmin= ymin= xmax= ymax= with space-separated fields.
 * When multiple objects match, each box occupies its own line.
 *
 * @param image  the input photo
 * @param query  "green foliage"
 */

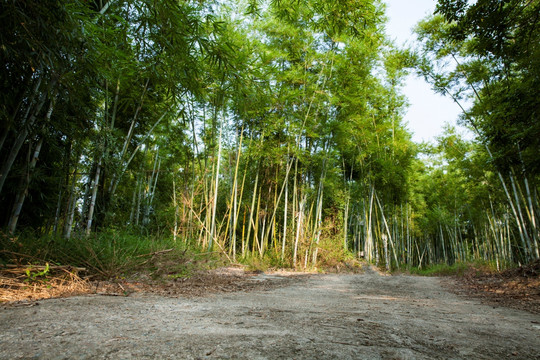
xmin=415 ymin=0 xmax=540 ymax=174
xmin=407 ymin=259 xmax=508 ymax=276
xmin=412 ymin=0 xmax=540 ymax=266
xmin=408 ymin=262 xmax=469 ymax=276
xmin=1 ymin=231 xmax=187 ymax=278
xmin=24 ymin=263 xmax=50 ymax=284
xmin=241 ymin=255 xmax=276 ymax=273
xmin=2 ymin=0 xmax=536 ymax=273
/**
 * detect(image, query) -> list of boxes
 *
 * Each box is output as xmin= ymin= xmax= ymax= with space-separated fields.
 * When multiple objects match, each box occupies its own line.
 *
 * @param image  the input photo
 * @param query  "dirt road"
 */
xmin=1 ymin=267 xmax=539 ymax=359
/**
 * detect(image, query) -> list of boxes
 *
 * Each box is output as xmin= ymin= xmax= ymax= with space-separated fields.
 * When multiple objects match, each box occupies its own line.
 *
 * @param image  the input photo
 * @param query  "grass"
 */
xmin=238 ymin=236 xmax=363 ymax=274
xmin=407 ymin=262 xmax=470 ymax=276
xmin=405 ymin=260 xmax=504 ymax=277
xmin=0 ymin=229 xmax=232 ymax=302
xmin=0 ymin=230 xmax=200 ymax=279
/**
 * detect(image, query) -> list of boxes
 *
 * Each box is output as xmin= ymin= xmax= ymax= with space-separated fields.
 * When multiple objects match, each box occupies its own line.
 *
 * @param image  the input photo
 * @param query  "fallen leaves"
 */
xmin=450 ymin=260 xmax=540 ymax=314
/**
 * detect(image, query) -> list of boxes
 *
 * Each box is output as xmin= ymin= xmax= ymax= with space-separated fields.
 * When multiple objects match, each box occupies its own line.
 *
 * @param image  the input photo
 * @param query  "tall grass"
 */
xmin=0 ymin=230 xmax=189 ymax=278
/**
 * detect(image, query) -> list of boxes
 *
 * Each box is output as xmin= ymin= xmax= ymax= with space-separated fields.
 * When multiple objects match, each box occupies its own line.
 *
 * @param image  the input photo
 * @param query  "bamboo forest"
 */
xmin=1 ymin=0 xmax=539 ymax=272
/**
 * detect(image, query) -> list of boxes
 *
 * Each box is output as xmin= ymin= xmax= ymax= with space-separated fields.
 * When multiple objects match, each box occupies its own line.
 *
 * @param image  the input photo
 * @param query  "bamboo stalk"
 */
xmin=208 ymin=122 xmax=223 ymax=251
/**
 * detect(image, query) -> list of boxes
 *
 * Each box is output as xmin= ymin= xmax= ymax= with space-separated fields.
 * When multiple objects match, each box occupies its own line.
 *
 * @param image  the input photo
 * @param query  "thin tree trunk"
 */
xmin=515 ymin=160 xmax=539 ymax=258
xmin=208 ymin=123 xmax=223 ymax=251
xmin=0 ymin=74 xmax=42 ymax=156
xmin=365 ymin=186 xmax=375 ymax=261
xmin=0 ymin=130 xmax=8 ymax=157
xmin=0 ymin=85 xmax=51 ymax=195
xmin=7 ymin=136 xmax=44 ymax=234
xmin=143 ymin=148 xmax=160 ymax=226
xmin=86 ymin=159 xmax=102 ymax=236
xmin=129 ymin=175 xmax=139 ymax=225
xmin=109 ymin=108 xmax=171 ymax=200
xmin=173 ymin=178 xmax=178 ymax=242
xmin=226 ymin=129 xmax=243 ymax=259
xmin=509 ymin=172 xmax=532 ymax=258
xmin=7 ymin=96 xmax=55 ymax=233
xmin=281 ymin=171 xmax=289 ymax=260
xmin=375 ymin=192 xmax=399 ymax=268
xmin=293 ymin=194 xmax=306 ymax=268
xmin=63 ymin=162 xmax=79 ymax=240
xmin=245 ymin=165 xmax=260 ymax=256
xmin=312 ymin=157 xmax=326 ymax=266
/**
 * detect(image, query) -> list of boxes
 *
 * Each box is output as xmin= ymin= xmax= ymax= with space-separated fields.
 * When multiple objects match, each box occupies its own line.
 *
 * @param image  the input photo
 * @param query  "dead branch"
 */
xmin=135 ymin=248 xmax=174 ymax=258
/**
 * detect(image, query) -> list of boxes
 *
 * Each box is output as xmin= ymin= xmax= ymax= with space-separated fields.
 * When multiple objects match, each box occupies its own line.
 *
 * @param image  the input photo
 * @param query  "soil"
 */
xmin=1 ymin=265 xmax=539 ymax=360
xmin=450 ymin=259 xmax=540 ymax=315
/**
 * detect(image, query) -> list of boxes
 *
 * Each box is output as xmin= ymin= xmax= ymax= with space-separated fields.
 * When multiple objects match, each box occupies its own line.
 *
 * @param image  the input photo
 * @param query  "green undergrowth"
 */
xmin=2 ymin=230 xmax=372 ymax=280
xmin=407 ymin=262 xmax=469 ymax=276
xmin=0 ymin=230 xmax=223 ymax=280
xmin=404 ymin=260 xmax=503 ymax=277
xmin=238 ymin=238 xmax=362 ymax=274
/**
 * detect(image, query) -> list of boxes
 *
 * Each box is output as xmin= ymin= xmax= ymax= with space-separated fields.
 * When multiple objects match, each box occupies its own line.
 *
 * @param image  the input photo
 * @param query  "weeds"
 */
xmin=405 ymin=260 xmax=507 ymax=277
xmin=24 ymin=263 xmax=50 ymax=284
xmin=0 ymin=231 xmax=191 ymax=279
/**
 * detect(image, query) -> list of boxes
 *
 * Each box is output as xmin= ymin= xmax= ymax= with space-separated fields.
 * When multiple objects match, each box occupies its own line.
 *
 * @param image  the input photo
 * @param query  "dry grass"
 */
xmin=0 ymin=265 xmax=91 ymax=303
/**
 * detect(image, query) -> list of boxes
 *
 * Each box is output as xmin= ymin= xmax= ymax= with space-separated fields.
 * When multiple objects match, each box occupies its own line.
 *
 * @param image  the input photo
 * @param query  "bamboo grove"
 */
xmin=1 ymin=0 xmax=539 ymax=270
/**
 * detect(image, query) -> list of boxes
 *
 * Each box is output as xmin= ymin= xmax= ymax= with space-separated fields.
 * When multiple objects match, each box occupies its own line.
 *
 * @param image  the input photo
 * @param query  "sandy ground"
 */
xmin=1 ymin=266 xmax=539 ymax=360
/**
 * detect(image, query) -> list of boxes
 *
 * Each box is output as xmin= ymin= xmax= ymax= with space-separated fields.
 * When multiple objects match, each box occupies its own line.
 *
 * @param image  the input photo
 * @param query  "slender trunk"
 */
xmin=237 ymin=167 xmax=247 ymax=256
xmin=208 ymin=122 xmax=223 ymax=251
xmin=8 ymin=137 xmax=43 ymax=233
xmin=120 ymin=79 xmax=149 ymax=161
xmin=0 ymin=74 xmax=42 ymax=156
xmin=365 ymin=186 xmax=375 ymax=261
xmin=439 ymin=224 xmax=447 ymax=264
xmin=0 ymin=85 xmax=51 ymax=195
xmin=293 ymin=194 xmax=305 ymax=268
xmin=129 ymin=175 xmax=139 ymax=225
xmin=105 ymin=78 xmax=121 ymax=195
xmin=143 ymin=149 xmax=160 ymax=226
xmin=312 ymin=158 xmax=326 ymax=266
xmin=135 ymin=175 xmax=143 ymax=226
xmin=173 ymin=178 xmax=178 ymax=242
xmin=343 ymin=194 xmax=350 ymax=251
xmin=515 ymin=159 xmax=539 ymax=258
xmin=261 ymin=155 xmax=295 ymax=255
xmin=281 ymin=172 xmax=289 ymax=260
xmin=109 ymin=108 xmax=171 ymax=200
xmin=375 ymin=192 xmax=399 ymax=268
xmin=86 ymin=159 xmax=102 ymax=236
xmin=0 ymin=130 xmax=8 ymax=157
xmin=253 ymin=191 xmax=262 ymax=255
xmin=52 ymin=182 xmax=63 ymax=235
xmin=53 ymin=143 xmax=73 ymax=235
xmin=7 ymin=97 xmax=54 ymax=233
xmin=63 ymin=162 xmax=79 ymax=240
xmin=509 ymin=172 xmax=532 ymax=259
xmin=79 ymin=177 xmax=91 ymax=230
xmin=245 ymin=166 xmax=259 ymax=256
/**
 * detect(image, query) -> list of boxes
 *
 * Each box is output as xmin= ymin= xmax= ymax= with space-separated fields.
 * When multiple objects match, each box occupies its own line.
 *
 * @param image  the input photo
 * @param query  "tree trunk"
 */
xmin=7 ymin=135 xmax=44 ymax=234
xmin=86 ymin=159 xmax=102 ymax=236
xmin=63 ymin=161 xmax=80 ymax=240
xmin=0 ymin=86 xmax=51 ymax=195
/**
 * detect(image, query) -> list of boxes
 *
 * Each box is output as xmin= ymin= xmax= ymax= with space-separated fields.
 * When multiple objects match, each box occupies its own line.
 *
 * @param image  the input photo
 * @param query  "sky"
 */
xmin=384 ymin=0 xmax=466 ymax=143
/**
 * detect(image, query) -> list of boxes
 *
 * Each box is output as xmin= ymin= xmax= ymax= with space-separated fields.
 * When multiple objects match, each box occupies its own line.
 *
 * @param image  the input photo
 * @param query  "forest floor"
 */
xmin=1 ymin=262 xmax=539 ymax=359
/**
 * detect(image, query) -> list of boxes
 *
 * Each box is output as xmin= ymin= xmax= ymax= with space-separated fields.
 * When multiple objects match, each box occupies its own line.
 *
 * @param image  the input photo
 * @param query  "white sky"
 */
xmin=384 ymin=0 xmax=465 ymax=143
